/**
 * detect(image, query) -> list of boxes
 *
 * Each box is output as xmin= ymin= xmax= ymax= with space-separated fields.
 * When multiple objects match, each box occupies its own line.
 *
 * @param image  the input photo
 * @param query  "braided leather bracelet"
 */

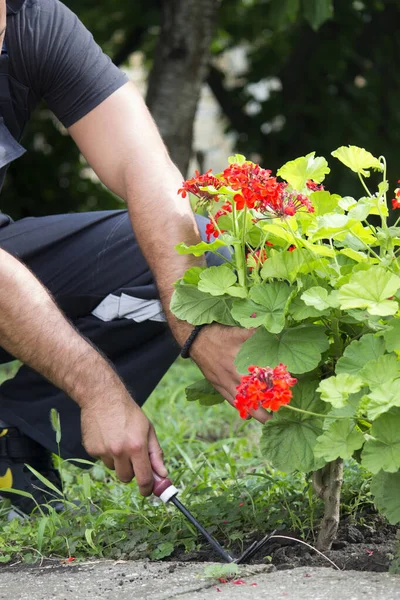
xmin=180 ymin=325 xmax=205 ymax=359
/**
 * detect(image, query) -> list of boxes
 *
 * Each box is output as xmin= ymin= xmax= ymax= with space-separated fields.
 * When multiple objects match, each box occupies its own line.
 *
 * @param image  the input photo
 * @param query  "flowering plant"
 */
xmin=171 ymin=147 xmax=400 ymax=550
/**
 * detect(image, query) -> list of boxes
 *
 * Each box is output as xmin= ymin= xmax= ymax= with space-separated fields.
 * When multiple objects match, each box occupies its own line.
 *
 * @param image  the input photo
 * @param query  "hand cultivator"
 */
xmin=153 ymin=472 xmax=275 ymax=564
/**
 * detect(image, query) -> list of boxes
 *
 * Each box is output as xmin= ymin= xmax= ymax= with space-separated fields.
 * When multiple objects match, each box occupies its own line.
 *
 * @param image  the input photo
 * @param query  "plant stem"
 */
xmin=284 ymin=405 xmax=347 ymax=420
xmin=313 ymin=458 xmax=344 ymax=551
xmin=357 ymin=172 xmax=373 ymax=198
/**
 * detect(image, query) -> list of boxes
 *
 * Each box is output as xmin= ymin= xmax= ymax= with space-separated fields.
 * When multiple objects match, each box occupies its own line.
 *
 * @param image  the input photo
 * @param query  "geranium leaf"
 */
xmin=314 ymin=419 xmax=364 ymax=462
xmin=317 ymin=374 xmax=364 ymax=408
xmin=198 ymin=266 xmax=237 ymax=296
xmin=288 ymin=295 xmax=330 ymax=321
xmin=371 ymin=471 xmax=400 ymax=525
xmin=365 ymin=379 xmax=400 ymax=420
xmin=331 ymin=145 xmax=383 ymax=177
xmin=182 ymin=267 xmax=207 ymax=285
xmin=232 ymin=282 xmax=291 ymax=333
xmin=235 ymin=325 xmax=329 ymax=374
xmin=170 ymin=285 xmax=235 ymax=326
xmin=175 ymin=239 xmax=228 ymax=257
xmin=361 ymin=409 xmax=400 ymax=473
xmin=185 ymin=379 xmax=225 ymax=407
xmin=359 ymin=354 xmax=400 ymax=388
xmin=260 ymin=249 xmax=307 ymax=283
xmin=301 ymin=286 xmax=339 ymax=310
xmin=336 ymin=333 xmax=385 ymax=376
xmin=383 ymin=319 xmax=400 ymax=352
xmin=277 ymin=152 xmax=330 ymax=190
xmin=338 ymin=266 xmax=400 ymax=316
xmin=308 ymin=191 xmax=340 ymax=216
xmin=260 ymin=380 xmax=327 ymax=472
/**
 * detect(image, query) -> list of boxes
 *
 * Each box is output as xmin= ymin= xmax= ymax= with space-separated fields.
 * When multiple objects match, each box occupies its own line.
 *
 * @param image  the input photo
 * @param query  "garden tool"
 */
xmin=153 ymin=472 xmax=275 ymax=564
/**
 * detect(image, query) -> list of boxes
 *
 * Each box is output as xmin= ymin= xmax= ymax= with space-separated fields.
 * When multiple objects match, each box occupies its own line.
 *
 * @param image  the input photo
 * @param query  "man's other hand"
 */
xmin=190 ymin=324 xmax=272 ymax=424
xmin=80 ymin=398 xmax=167 ymax=496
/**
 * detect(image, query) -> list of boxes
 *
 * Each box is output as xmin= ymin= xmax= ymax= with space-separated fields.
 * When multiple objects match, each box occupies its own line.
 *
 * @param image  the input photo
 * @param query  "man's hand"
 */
xmin=190 ymin=324 xmax=272 ymax=424
xmin=80 ymin=397 xmax=166 ymax=496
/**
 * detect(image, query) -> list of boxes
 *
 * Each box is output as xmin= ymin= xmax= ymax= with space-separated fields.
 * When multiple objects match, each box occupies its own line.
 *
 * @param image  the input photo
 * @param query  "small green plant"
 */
xmin=173 ymin=146 xmax=400 ymax=550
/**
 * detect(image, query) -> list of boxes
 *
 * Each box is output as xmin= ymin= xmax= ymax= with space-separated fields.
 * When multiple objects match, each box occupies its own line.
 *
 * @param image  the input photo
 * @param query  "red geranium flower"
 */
xmin=234 ymin=364 xmax=297 ymax=419
xmin=178 ymin=169 xmax=223 ymax=204
xmin=205 ymin=202 xmax=232 ymax=241
xmin=306 ymin=180 xmax=324 ymax=192
xmin=392 ymin=186 xmax=400 ymax=209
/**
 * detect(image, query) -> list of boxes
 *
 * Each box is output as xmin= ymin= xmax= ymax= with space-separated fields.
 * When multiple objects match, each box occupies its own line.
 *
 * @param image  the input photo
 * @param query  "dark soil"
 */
xmin=172 ymin=514 xmax=399 ymax=572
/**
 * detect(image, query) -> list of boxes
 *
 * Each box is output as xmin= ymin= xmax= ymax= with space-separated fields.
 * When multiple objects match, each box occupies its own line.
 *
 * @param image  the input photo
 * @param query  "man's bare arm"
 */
xmin=0 ymin=247 xmax=167 ymax=494
xmin=68 ymin=82 xmax=269 ymax=423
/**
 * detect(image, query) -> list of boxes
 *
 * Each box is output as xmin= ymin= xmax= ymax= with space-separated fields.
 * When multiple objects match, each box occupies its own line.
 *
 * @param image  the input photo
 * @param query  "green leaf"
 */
xmin=198 ymin=266 xmax=237 ymax=296
xmin=260 ymin=380 xmax=327 ymax=472
xmin=231 ymin=282 xmax=291 ymax=333
xmin=261 ymin=249 xmax=305 ymax=283
xmin=314 ymin=419 xmax=364 ymax=462
xmin=37 ymin=517 xmax=49 ymax=553
xmin=235 ymin=325 xmax=329 ymax=374
xmin=50 ymin=408 xmax=61 ymax=445
xmin=308 ymin=191 xmax=340 ymax=216
xmin=323 ymin=391 xmax=363 ymax=426
xmin=317 ymin=374 xmax=363 ymax=408
xmin=185 ymin=379 xmax=225 ymax=407
xmin=277 ymin=152 xmax=330 ymax=190
xmin=24 ymin=465 xmax=63 ymax=497
xmin=383 ymin=319 xmax=400 ymax=352
xmin=361 ymin=409 xmax=400 ymax=474
xmin=150 ymin=542 xmax=175 ymax=560
xmin=170 ymin=285 xmax=235 ymax=326
xmin=371 ymin=471 xmax=400 ymax=525
xmin=331 ymin=146 xmax=383 ymax=177
xmin=302 ymin=0 xmax=334 ymax=30
xmin=182 ymin=267 xmax=207 ymax=285
xmin=336 ymin=334 xmax=385 ymax=376
xmin=338 ymin=266 xmax=400 ymax=316
xmin=301 ymin=286 xmax=338 ymax=310
xmin=228 ymin=154 xmax=247 ymax=165
xmin=84 ymin=528 xmax=97 ymax=551
xmin=365 ymin=379 xmax=400 ymax=420
xmin=175 ymin=239 xmax=227 ymax=257
xmin=288 ymin=295 xmax=329 ymax=321
xmin=359 ymin=354 xmax=400 ymax=388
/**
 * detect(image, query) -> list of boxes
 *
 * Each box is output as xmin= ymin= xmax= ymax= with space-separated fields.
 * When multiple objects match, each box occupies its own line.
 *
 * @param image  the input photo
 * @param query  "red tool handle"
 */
xmin=152 ymin=471 xmax=173 ymax=497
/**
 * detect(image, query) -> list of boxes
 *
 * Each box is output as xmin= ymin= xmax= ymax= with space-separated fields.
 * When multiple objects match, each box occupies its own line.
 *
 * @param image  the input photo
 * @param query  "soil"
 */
xmin=171 ymin=514 xmax=399 ymax=572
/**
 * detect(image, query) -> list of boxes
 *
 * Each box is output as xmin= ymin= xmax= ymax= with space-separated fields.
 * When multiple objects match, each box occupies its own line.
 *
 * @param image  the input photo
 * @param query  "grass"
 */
xmin=0 ymin=359 xmax=373 ymax=565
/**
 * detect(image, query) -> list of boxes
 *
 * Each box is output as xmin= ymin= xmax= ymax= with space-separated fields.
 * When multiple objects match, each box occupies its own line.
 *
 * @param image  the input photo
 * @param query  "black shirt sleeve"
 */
xmin=31 ymin=0 xmax=129 ymax=127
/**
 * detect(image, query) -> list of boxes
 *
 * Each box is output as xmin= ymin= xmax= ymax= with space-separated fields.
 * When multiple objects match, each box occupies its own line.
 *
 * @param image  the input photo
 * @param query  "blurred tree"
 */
xmin=147 ymin=0 xmax=220 ymax=174
xmin=2 ymin=0 xmax=399 ymax=222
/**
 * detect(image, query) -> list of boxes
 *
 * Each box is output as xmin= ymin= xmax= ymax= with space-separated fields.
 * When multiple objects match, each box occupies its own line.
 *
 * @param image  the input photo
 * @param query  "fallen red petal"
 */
xmin=232 ymin=579 xmax=246 ymax=585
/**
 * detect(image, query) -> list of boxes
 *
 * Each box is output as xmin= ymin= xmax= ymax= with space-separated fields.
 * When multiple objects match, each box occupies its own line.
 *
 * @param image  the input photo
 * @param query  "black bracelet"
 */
xmin=180 ymin=325 xmax=205 ymax=359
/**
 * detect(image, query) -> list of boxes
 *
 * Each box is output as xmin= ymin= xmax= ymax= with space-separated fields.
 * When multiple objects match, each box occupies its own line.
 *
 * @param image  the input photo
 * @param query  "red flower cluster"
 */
xmin=234 ymin=364 xmax=297 ymax=419
xmin=178 ymin=169 xmax=223 ymax=204
xmin=306 ymin=180 xmax=324 ymax=192
xmin=222 ymin=162 xmax=286 ymax=212
xmin=179 ymin=161 xmax=315 ymax=219
xmin=205 ymin=202 xmax=232 ymax=241
xmin=247 ymin=242 xmax=274 ymax=270
xmin=392 ymin=181 xmax=400 ymax=210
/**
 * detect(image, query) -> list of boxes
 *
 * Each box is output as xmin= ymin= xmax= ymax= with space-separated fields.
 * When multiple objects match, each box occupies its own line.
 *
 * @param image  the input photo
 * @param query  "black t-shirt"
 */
xmin=5 ymin=0 xmax=128 ymax=129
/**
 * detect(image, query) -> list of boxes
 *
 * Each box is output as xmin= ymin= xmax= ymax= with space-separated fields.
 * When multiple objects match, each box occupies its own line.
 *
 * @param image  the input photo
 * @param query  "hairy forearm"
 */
xmin=0 ymin=248 xmax=127 ymax=407
xmin=69 ymin=84 xmax=204 ymax=346
xmin=123 ymin=155 xmax=203 ymax=344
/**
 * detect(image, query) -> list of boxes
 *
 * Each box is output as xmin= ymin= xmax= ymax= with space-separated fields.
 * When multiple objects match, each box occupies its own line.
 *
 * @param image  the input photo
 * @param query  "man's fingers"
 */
xmin=114 ymin=455 xmax=135 ymax=483
xmin=101 ymin=456 xmax=115 ymax=470
xmin=130 ymin=445 xmax=154 ymax=497
xmin=148 ymin=427 xmax=168 ymax=478
xmin=249 ymin=406 xmax=272 ymax=424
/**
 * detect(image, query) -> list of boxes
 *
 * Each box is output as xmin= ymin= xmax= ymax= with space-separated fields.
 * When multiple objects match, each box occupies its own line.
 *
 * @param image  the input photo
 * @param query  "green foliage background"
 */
xmin=2 ymin=0 xmax=400 ymax=220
